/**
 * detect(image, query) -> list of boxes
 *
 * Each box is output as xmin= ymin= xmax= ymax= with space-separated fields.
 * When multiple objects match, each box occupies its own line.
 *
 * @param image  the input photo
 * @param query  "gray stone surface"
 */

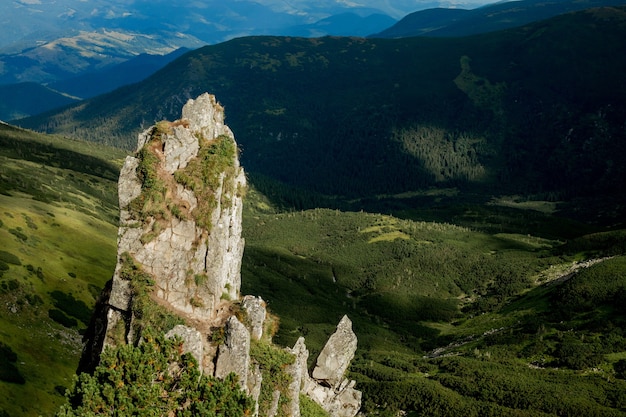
xmin=247 ymin=363 xmax=263 ymax=417
xmin=163 ymin=125 xmax=199 ymax=173
xmin=312 ymin=315 xmax=357 ymax=388
xmin=215 ymin=316 xmax=250 ymax=386
xmin=285 ymin=338 xmax=308 ymax=417
xmin=243 ymin=295 xmax=267 ymax=341
xmin=113 ymin=92 xmax=246 ymax=324
xmin=182 ymin=93 xmax=232 ymax=141
xmin=301 ymin=318 xmax=362 ymax=417
xmin=165 ymin=325 xmax=204 ymax=369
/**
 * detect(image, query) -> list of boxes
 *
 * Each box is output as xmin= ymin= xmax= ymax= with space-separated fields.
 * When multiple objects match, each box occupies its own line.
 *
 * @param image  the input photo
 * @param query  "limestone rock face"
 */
xmin=165 ymin=325 xmax=204 ymax=367
xmin=312 ymin=315 xmax=357 ymax=388
xmin=108 ymin=92 xmax=246 ymax=336
xmin=81 ymin=93 xmax=247 ymax=367
xmin=286 ymin=338 xmax=309 ymax=417
xmin=242 ymin=295 xmax=267 ymax=341
xmin=247 ymin=363 xmax=263 ymax=417
xmin=79 ymin=93 xmax=361 ymax=417
xmin=215 ymin=316 xmax=251 ymax=386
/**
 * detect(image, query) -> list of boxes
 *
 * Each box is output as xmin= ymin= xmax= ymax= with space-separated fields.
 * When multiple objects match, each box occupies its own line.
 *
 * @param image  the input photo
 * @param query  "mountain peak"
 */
xmin=78 ymin=93 xmax=246 ymax=371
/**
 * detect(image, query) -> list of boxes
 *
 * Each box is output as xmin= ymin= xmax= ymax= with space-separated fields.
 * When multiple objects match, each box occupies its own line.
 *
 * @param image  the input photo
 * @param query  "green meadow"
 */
xmin=0 ymin=124 xmax=122 ymax=416
xmin=2 ymin=123 xmax=626 ymax=416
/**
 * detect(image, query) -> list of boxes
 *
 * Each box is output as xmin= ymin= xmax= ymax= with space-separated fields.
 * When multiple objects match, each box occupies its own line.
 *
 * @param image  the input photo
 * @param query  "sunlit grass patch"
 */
xmin=489 ymin=195 xmax=558 ymax=214
xmin=360 ymin=217 xmax=411 ymax=243
xmin=0 ymin=185 xmax=117 ymax=417
xmin=368 ymin=230 xmax=410 ymax=244
xmin=0 ymin=196 xmax=117 ymax=416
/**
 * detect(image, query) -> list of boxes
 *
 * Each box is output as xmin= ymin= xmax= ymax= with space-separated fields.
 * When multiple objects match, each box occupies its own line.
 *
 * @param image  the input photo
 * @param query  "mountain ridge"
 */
xmin=0 ymin=0 xmax=496 ymax=50
xmin=48 ymin=47 xmax=190 ymax=99
xmin=371 ymin=0 xmax=626 ymax=38
xmin=16 ymin=6 xmax=626 ymax=218
xmin=0 ymin=29 xmax=203 ymax=85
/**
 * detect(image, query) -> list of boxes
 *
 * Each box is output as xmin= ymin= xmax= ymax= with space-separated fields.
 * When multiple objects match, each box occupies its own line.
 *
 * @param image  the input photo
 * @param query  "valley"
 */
xmin=0 ymin=4 xmax=625 ymax=417
xmin=2 ymin=119 xmax=625 ymax=415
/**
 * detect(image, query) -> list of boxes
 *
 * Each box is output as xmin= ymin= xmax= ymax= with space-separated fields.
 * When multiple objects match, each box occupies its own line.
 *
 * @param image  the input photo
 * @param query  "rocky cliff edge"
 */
xmin=79 ymin=93 xmax=361 ymax=417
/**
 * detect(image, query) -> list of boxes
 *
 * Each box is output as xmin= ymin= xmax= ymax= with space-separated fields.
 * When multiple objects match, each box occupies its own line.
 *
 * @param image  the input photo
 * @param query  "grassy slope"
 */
xmin=0 ymin=124 xmax=625 ymax=415
xmin=0 ymin=124 xmax=124 ymax=416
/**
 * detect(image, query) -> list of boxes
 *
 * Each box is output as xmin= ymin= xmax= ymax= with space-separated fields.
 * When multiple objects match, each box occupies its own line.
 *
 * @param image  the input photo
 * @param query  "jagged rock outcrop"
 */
xmin=243 ymin=295 xmax=267 ymax=341
xmin=312 ymin=315 xmax=358 ymax=387
xmin=296 ymin=317 xmax=362 ymax=417
xmin=215 ymin=316 xmax=251 ymax=385
xmin=80 ymin=92 xmax=246 ymax=371
xmin=114 ymin=93 xmax=245 ymax=324
xmin=79 ymin=93 xmax=361 ymax=417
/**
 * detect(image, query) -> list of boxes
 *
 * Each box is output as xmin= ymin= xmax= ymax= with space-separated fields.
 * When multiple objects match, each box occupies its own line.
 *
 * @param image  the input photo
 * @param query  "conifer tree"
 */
xmin=56 ymin=331 xmax=253 ymax=416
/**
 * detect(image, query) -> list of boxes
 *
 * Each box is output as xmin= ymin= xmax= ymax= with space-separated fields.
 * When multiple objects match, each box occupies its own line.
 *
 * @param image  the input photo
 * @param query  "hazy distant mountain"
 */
xmin=0 ymin=48 xmax=189 ymax=120
xmin=283 ymin=13 xmax=397 ymax=37
xmin=0 ymin=29 xmax=203 ymax=85
xmin=372 ymin=0 xmax=626 ymax=37
xmin=0 ymin=83 xmax=77 ymax=121
xmin=48 ymin=48 xmax=190 ymax=99
xmin=0 ymin=0 xmax=500 ymax=49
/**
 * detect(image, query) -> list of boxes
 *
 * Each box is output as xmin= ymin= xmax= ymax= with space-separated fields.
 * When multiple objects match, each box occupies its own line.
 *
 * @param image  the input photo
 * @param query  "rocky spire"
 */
xmin=80 ymin=93 xmax=246 ymax=368
xmin=296 ymin=316 xmax=362 ymax=417
xmin=78 ymin=93 xmax=361 ymax=417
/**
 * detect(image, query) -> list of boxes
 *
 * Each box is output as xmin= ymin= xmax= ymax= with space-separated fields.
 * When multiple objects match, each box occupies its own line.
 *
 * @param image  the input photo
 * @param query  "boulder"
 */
xmin=312 ymin=315 xmax=357 ymax=388
xmin=243 ymin=295 xmax=267 ymax=341
xmin=296 ymin=318 xmax=362 ymax=417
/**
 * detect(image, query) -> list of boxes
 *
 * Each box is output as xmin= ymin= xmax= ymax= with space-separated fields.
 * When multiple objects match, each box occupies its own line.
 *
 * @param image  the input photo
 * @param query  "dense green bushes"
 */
xmin=48 ymin=309 xmax=78 ymax=328
xmin=243 ymin=208 xmax=626 ymax=416
xmin=558 ymin=230 xmax=626 ymax=257
xmin=0 ymin=250 xmax=21 ymax=266
xmin=56 ymin=332 xmax=253 ymax=416
xmin=552 ymin=256 xmax=626 ymax=315
xmin=49 ymin=290 xmax=92 ymax=325
xmin=358 ymin=355 xmax=626 ymax=417
xmin=0 ymin=341 xmax=25 ymax=384
xmin=299 ymin=395 xmax=328 ymax=417
xmin=250 ymin=340 xmax=295 ymax=417
xmin=553 ymin=334 xmax=602 ymax=369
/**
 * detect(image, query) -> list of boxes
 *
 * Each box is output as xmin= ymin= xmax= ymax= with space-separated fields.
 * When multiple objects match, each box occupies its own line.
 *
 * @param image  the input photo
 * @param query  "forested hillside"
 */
xmin=0 ymin=83 xmax=78 ymax=121
xmin=372 ymin=0 xmax=626 ymax=38
xmin=18 ymin=7 xmax=626 ymax=218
